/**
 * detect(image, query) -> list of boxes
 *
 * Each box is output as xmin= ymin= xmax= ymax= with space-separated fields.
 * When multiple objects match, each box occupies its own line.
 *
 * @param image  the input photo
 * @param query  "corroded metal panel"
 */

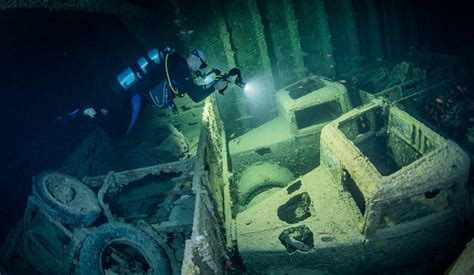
xmin=261 ymin=0 xmax=307 ymax=87
xmin=294 ymin=0 xmax=335 ymax=77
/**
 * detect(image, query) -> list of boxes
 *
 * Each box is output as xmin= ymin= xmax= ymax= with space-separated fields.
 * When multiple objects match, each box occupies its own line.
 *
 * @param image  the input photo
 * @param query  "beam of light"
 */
xmin=243 ymin=83 xmax=251 ymax=93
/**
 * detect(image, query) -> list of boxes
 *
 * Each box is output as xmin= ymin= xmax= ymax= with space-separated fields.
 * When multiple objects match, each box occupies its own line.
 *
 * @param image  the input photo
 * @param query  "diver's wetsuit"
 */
xmin=131 ymin=52 xmax=215 ymax=105
xmin=57 ymin=50 xmax=215 ymax=134
xmin=117 ymin=49 xmax=217 ymax=134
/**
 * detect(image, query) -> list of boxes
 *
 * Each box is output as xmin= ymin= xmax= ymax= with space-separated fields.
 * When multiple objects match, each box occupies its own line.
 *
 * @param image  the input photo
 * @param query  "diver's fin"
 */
xmin=54 ymin=108 xmax=81 ymax=124
xmin=126 ymin=95 xmax=141 ymax=135
xmin=68 ymin=108 xmax=80 ymax=116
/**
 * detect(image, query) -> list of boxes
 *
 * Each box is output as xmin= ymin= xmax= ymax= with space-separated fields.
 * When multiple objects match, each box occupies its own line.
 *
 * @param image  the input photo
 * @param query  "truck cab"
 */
xmin=229 ymin=76 xmax=352 ymax=208
xmin=236 ymin=99 xmax=470 ymax=274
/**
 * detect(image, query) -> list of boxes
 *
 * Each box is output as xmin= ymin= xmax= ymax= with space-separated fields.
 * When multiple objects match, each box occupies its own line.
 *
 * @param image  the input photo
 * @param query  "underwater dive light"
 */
xmin=217 ymin=67 xmax=247 ymax=94
xmin=197 ymin=67 xmax=248 ymax=94
xmin=234 ymin=73 xmax=247 ymax=90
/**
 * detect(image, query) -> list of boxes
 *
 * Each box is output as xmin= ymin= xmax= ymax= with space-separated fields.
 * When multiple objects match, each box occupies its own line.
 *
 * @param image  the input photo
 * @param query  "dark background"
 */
xmin=0 ymin=10 xmax=144 ymax=242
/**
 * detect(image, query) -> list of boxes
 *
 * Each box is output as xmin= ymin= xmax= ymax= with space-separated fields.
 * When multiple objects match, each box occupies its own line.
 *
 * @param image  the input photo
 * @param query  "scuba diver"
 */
xmin=55 ymin=47 xmax=243 ymax=135
xmin=112 ymin=47 xmax=229 ymax=134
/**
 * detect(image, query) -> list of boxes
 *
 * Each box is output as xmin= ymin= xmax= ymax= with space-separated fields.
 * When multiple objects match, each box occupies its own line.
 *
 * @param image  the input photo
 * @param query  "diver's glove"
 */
xmin=213 ymin=79 xmax=229 ymax=95
xmin=83 ymin=108 xmax=108 ymax=118
xmin=83 ymin=108 xmax=97 ymax=118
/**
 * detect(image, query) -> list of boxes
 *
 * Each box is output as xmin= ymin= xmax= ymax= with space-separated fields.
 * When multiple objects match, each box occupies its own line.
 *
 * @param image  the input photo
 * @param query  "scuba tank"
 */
xmin=116 ymin=48 xmax=173 ymax=91
xmin=115 ymin=47 xmax=174 ymax=135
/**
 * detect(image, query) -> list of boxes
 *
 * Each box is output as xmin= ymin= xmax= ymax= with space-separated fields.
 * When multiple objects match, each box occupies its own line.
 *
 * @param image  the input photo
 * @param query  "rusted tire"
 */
xmin=77 ymin=223 xmax=170 ymax=275
xmin=32 ymin=171 xmax=101 ymax=227
xmin=238 ymin=163 xmax=295 ymax=207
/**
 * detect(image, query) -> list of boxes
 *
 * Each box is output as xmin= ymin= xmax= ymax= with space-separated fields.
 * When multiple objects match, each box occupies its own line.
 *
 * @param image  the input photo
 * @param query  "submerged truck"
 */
xmin=0 ymin=53 xmax=469 ymax=274
xmin=236 ymin=99 xmax=470 ymax=273
xmin=0 ymin=97 xmax=471 ymax=274
xmin=229 ymin=55 xmax=466 ymax=210
xmin=229 ymin=76 xmax=351 ymax=209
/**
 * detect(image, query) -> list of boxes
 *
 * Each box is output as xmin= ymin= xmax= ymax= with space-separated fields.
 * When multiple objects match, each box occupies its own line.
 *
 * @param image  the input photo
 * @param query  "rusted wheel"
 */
xmin=77 ymin=223 xmax=170 ymax=275
xmin=238 ymin=163 xmax=295 ymax=209
xmin=32 ymin=171 xmax=101 ymax=226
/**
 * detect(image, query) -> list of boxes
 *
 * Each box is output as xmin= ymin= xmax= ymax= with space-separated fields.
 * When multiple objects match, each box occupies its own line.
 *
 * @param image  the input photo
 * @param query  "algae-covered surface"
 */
xmin=236 ymin=166 xmax=364 ymax=272
xmin=229 ymin=116 xmax=292 ymax=154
